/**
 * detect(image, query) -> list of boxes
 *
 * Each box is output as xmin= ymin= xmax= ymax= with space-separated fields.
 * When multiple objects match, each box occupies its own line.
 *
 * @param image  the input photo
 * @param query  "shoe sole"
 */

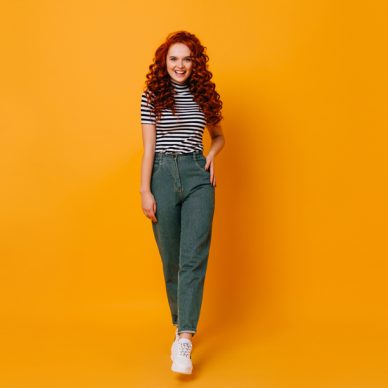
xmin=171 ymin=362 xmax=193 ymax=375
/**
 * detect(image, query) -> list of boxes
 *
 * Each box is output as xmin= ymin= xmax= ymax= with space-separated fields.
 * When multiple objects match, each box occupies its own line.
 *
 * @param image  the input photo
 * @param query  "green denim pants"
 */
xmin=150 ymin=150 xmax=216 ymax=336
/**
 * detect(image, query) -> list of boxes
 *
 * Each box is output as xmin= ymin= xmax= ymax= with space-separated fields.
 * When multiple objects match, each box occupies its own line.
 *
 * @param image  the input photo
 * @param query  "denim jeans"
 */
xmin=150 ymin=150 xmax=216 ymax=337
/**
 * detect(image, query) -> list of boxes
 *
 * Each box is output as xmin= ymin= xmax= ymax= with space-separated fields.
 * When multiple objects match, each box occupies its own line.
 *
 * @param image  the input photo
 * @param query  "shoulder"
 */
xmin=141 ymin=89 xmax=155 ymax=106
xmin=141 ymin=89 xmax=150 ymax=99
xmin=141 ymin=88 xmax=155 ymax=97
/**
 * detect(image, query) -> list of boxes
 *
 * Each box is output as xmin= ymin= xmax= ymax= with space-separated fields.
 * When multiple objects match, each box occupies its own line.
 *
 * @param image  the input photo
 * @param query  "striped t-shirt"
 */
xmin=140 ymin=78 xmax=206 ymax=154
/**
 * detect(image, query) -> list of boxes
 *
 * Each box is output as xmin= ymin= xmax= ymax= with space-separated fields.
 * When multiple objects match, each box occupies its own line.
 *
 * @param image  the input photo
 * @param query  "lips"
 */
xmin=175 ymin=70 xmax=186 ymax=75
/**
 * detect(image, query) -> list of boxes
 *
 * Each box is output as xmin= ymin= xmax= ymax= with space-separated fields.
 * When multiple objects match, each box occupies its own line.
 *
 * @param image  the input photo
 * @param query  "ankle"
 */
xmin=179 ymin=333 xmax=193 ymax=341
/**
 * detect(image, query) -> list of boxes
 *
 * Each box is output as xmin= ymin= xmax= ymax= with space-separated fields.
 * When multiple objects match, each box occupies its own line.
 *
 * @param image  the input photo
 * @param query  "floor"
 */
xmin=2 ymin=302 xmax=387 ymax=388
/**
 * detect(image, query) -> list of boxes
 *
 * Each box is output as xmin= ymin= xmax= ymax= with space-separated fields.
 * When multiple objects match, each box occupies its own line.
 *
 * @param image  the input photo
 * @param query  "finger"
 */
xmin=152 ymin=202 xmax=157 ymax=222
xmin=144 ymin=209 xmax=153 ymax=221
xmin=205 ymin=159 xmax=212 ymax=171
xmin=149 ymin=210 xmax=157 ymax=223
xmin=210 ymin=168 xmax=215 ymax=186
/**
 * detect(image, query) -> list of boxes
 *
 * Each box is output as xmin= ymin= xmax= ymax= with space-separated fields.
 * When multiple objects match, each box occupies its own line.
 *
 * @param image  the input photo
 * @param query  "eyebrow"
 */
xmin=169 ymin=55 xmax=192 ymax=58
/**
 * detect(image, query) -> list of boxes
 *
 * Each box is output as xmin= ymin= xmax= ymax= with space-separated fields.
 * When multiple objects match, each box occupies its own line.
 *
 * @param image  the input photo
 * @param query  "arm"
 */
xmin=207 ymin=122 xmax=225 ymax=159
xmin=139 ymin=123 xmax=158 ymax=223
xmin=203 ymin=122 xmax=225 ymax=187
xmin=139 ymin=88 xmax=158 ymax=222
xmin=140 ymin=123 xmax=156 ymax=194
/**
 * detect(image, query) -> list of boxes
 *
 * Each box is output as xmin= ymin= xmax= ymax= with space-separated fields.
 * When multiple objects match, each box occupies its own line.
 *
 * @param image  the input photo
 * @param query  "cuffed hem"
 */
xmin=177 ymin=329 xmax=196 ymax=335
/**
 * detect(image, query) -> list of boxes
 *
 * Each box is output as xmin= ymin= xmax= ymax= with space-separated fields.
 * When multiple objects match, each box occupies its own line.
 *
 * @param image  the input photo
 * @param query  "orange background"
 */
xmin=1 ymin=1 xmax=387 ymax=387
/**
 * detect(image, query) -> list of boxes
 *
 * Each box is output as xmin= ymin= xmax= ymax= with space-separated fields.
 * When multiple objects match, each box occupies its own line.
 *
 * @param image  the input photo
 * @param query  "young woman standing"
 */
xmin=140 ymin=30 xmax=225 ymax=375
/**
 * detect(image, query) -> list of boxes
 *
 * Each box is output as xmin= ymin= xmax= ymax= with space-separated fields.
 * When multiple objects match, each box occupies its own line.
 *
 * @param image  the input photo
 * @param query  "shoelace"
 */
xmin=177 ymin=341 xmax=192 ymax=358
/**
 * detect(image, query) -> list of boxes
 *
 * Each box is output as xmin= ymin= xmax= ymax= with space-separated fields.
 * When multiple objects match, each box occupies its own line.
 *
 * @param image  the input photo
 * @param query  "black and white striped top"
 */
xmin=140 ymin=78 xmax=206 ymax=154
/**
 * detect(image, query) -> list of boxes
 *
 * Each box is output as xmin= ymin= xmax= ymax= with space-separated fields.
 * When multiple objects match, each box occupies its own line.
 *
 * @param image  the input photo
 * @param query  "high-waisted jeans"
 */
xmin=150 ymin=149 xmax=216 ymax=336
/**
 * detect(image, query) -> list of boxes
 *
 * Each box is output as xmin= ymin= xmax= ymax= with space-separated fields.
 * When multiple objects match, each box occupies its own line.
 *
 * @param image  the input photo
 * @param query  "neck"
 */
xmin=170 ymin=77 xmax=189 ymax=87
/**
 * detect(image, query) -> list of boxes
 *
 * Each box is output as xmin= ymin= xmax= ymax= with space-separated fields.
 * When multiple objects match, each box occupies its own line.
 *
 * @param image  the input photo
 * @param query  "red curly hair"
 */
xmin=143 ymin=30 xmax=223 ymax=126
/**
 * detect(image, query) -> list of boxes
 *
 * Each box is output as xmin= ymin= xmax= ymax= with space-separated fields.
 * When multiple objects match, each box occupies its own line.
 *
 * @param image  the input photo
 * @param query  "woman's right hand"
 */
xmin=141 ymin=190 xmax=158 ymax=223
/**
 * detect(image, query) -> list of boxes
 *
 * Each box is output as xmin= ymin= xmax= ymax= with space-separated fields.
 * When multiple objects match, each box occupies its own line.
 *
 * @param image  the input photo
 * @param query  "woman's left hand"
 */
xmin=204 ymin=154 xmax=217 ymax=187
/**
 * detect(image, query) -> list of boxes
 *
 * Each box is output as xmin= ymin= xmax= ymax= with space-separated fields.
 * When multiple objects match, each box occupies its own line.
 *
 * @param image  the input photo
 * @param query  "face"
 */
xmin=166 ymin=43 xmax=193 ymax=84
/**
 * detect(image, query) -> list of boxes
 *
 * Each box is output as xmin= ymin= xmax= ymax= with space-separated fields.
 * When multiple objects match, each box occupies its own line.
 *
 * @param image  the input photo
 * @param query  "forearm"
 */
xmin=140 ymin=150 xmax=155 ymax=193
xmin=207 ymin=134 xmax=225 ymax=158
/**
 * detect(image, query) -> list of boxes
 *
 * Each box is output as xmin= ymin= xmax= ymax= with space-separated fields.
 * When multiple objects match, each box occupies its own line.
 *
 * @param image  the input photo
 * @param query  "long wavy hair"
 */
xmin=143 ymin=31 xmax=223 ymax=126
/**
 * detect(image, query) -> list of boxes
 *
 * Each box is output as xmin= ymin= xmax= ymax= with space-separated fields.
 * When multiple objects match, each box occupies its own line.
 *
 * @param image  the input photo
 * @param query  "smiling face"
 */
xmin=166 ymin=42 xmax=193 ymax=84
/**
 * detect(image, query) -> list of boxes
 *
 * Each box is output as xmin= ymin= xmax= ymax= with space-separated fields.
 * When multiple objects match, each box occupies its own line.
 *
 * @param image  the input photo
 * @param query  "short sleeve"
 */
xmin=140 ymin=91 xmax=156 ymax=125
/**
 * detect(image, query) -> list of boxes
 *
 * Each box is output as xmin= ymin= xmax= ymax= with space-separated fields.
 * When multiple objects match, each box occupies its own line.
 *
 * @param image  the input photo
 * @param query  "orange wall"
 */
xmin=0 ymin=0 xmax=387 ymax=386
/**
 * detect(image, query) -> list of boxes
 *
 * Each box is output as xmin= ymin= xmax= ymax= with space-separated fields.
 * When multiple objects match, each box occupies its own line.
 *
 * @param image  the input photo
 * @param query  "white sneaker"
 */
xmin=171 ymin=337 xmax=193 ymax=375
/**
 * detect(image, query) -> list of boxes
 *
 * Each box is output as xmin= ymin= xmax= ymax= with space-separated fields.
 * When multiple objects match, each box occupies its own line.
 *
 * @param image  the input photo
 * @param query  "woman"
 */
xmin=139 ymin=30 xmax=225 ymax=375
